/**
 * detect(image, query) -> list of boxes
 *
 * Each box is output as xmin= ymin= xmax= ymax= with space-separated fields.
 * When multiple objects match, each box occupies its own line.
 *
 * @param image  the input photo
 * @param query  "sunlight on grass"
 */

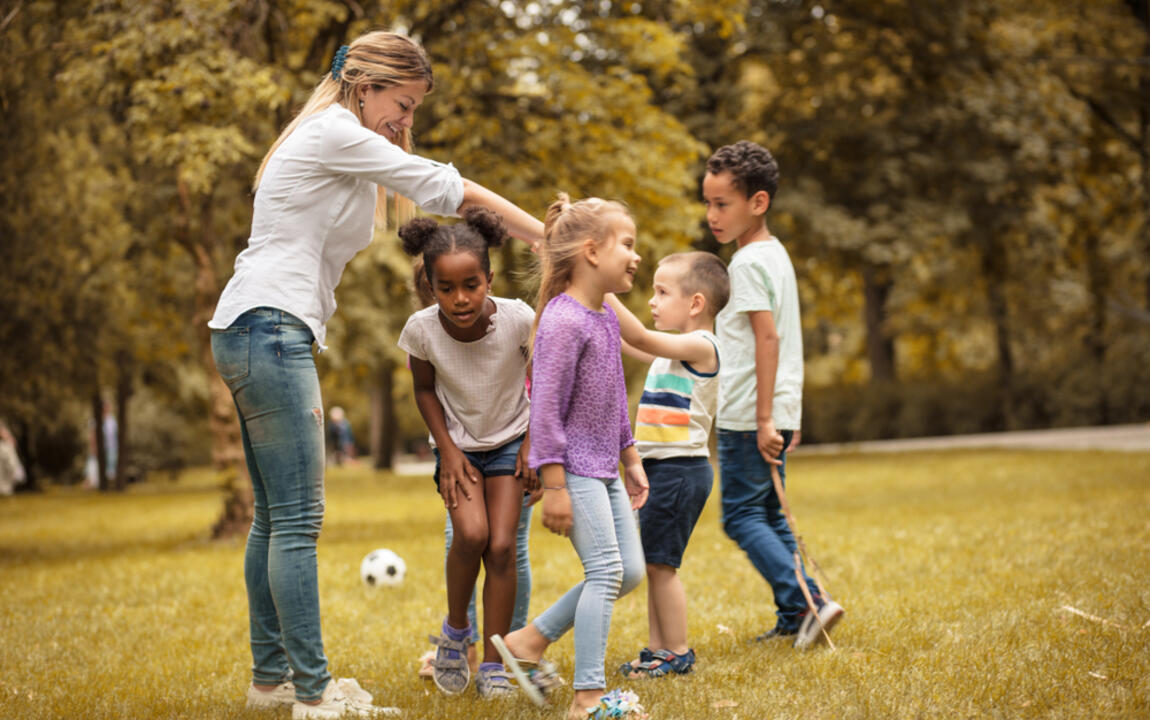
xmin=1 ymin=451 xmax=1147 ymax=719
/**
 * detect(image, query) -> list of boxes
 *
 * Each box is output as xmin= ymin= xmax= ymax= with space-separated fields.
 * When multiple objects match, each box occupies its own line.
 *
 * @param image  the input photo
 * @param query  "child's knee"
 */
xmin=484 ymin=536 xmax=515 ymax=574
xmin=450 ymin=525 xmax=489 ymax=559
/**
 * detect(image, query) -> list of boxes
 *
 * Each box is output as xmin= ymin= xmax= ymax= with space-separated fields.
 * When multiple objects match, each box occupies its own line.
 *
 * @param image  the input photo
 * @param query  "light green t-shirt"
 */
xmin=716 ymin=237 xmax=803 ymax=431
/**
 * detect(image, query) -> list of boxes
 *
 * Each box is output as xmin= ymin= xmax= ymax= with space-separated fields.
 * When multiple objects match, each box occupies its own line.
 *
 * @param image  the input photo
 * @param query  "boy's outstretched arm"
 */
xmin=748 ymin=309 xmax=785 ymax=465
xmin=605 ymin=293 xmax=714 ymax=367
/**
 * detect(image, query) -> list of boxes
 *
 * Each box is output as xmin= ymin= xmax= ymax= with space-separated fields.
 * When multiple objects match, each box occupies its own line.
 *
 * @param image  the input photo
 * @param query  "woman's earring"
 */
xmin=359 ymin=99 xmax=364 ymax=109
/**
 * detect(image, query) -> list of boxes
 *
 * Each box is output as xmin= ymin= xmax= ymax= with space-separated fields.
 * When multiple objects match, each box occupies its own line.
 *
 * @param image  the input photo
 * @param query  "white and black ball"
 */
xmin=360 ymin=548 xmax=406 ymax=587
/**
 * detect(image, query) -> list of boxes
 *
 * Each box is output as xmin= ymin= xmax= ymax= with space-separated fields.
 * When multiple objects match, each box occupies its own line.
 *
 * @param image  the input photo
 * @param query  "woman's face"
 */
xmin=358 ymin=80 xmax=428 ymax=144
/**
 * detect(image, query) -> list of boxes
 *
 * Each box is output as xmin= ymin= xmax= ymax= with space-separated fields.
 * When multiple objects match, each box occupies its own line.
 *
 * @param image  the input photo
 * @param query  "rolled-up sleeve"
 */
xmin=321 ymin=116 xmax=464 ymax=217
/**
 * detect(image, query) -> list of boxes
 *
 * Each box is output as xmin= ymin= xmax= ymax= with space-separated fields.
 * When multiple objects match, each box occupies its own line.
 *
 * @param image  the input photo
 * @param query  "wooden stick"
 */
xmin=795 ymin=553 xmax=834 ymax=649
xmin=1059 ymin=605 xmax=1133 ymax=631
xmin=770 ymin=463 xmax=832 ymax=599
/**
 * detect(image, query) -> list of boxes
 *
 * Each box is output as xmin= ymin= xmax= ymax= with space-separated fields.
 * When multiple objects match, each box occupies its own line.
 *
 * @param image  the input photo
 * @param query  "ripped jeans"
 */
xmin=211 ymin=307 xmax=331 ymax=702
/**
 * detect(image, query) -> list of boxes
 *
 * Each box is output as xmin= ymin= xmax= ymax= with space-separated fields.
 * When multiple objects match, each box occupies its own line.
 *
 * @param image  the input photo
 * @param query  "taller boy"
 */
xmin=704 ymin=141 xmax=844 ymax=649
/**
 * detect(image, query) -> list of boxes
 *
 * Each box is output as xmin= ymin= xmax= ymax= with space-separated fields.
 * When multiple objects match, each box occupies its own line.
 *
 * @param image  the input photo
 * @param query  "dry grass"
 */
xmin=1 ymin=450 xmax=1148 ymax=719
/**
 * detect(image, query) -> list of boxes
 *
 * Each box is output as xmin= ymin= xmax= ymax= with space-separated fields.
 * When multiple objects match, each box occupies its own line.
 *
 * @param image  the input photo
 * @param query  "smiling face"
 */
xmin=648 ymin=262 xmax=694 ymax=332
xmin=702 ymin=170 xmax=770 ymax=247
xmin=430 ymin=250 xmax=492 ymax=334
xmin=358 ymin=80 xmax=428 ymax=144
xmin=597 ymin=212 xmax=641 ymax=294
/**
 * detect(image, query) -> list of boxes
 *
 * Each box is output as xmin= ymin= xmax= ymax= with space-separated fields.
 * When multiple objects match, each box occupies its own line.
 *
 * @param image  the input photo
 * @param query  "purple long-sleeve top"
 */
xmin=529 ymin=293 xmax=634 ymax=478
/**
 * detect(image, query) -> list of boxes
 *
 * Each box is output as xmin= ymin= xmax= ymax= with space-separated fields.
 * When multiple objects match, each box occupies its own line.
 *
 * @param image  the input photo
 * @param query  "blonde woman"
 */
xmin=209 ymin=31 xmax=543 ymax=719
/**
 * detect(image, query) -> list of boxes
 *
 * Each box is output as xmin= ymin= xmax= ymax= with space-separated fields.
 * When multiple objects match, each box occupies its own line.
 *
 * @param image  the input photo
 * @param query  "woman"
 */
xmin=209 ymin=31 xmax=543 ymax=719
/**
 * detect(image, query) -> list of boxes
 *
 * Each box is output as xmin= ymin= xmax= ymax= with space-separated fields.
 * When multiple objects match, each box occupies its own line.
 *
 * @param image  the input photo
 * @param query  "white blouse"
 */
xmin=209 ymin=104 xmax=464 ymax=349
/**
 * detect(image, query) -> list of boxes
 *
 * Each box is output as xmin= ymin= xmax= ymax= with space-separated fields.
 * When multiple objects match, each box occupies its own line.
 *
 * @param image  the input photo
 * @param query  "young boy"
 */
xmin=704 ymin=140 xmax=844 ymax=649
xmin=606 ymin=250 xmax=729 ymax=677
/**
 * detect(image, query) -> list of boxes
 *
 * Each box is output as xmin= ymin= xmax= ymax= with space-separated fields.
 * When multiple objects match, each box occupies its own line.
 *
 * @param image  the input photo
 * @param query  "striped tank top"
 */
xmin=634 ymin=330 xmax=720 ymax=460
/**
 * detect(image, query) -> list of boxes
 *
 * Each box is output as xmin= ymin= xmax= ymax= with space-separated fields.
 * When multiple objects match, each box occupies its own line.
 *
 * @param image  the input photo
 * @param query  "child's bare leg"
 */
xmin=499 ymin=622 xmax=551 ymax=663
xmin=621 ymin=565 xmax=666 ymax=671
xmin=446 ymin=481 xmax=489 ymax=631
xmin=480 ymin=475 xmax=522 ymax=664
xmin=647 ymin=563 xmax=689 ymax=655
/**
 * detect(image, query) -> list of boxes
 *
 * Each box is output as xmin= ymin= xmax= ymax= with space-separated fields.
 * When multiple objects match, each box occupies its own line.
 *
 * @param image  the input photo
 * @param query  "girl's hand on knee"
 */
xmin=542 ymin=488 xmax=573 ymax=537
xmin=440 ymin=450 xmax=480 ymax=508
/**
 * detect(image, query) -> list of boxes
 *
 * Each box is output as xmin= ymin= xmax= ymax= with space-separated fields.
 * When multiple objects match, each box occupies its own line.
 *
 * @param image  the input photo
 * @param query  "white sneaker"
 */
xmin=793 ymin=600 xmax=845 ymax=650
xmin=291 ymin=679 xmax=401 ymax=719
xmin=245 ymin=681 xmax=295 ymax=709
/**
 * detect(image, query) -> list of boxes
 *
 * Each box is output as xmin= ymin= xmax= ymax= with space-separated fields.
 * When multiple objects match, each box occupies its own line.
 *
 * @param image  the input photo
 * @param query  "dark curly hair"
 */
xmin=705 ymin=140 xmax=779 ymax=202
xmin=398 ymin=207 xmax=508 ymax=286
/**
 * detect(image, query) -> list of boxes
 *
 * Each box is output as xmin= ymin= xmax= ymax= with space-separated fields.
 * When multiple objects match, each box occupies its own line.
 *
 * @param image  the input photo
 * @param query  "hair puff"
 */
xmin=461 ymin=207 xmax=507 ymax=249
xmin=398 ymin=217 xmax=443 ymax=256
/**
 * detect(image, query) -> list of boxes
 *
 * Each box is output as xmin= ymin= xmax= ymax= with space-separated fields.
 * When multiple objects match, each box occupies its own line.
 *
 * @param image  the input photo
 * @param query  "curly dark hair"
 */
xmin=705 ymin=140 xmax=779 ymax=201
xmin=398 ymin=207 xmax=507 ymax=286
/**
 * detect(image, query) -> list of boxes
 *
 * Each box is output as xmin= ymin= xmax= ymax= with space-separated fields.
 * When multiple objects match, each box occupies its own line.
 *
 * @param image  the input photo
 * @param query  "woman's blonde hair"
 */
xmin=254 ymin=31 xmax=434 ymax=226
xmin=531 ymin=192 xmax=631 ymax=345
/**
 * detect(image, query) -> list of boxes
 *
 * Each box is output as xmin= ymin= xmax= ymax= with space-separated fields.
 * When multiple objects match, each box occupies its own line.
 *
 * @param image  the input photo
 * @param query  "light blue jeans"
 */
xmin=211 ymin=308 xmax=330 ymax=702
xmin=445 ymin=494 xmax=534 ymax=644
xmin=533 ymin=472 xmax=644 ymax=690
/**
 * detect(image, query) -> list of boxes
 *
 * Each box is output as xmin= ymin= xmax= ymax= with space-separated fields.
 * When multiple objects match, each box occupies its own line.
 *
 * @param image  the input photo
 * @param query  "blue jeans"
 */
xmin=718 ymin=429 xmax=818 ymax=632
xmin=533 ymin=472 xmax=645 ymax=690
xmin=211 ymin=308 xmax=330 ymax=702
xmin=445 ymin=494 xmax=534 ymax=644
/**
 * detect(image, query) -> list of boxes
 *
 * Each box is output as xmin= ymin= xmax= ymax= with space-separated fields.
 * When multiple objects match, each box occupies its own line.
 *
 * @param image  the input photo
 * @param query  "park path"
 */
xmin=394 ymin=423 xmax=1150 ymax=475
xmin=793 ymin=422 xmax=1150 ymax=455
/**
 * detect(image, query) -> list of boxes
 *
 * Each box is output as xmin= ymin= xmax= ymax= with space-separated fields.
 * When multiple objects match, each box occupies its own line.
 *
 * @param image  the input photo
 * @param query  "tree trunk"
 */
xmin=979 ymin=234 xmax=1015 ymax=428
xmin=370 ymin=358 xmax=396 ymax=470
xmin=1083 ymin=228 xmax=1110 ymax=424
xmin=1137 ymin=0 xmax=1150 ymax=309
xmin=114 ymin=353 xmax=132 ymax=489
xmin=862 ymin=265 xmax=897 ymax=383
xmin=92 ymin=392 xmax=108 ymax=492
xmin=176 ymin=180 xmax=250 ymax=538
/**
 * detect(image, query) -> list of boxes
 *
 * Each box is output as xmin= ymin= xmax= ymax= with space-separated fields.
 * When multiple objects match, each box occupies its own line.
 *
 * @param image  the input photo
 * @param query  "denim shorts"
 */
xmin=433 ymin=434 xmax=524 ymax=489
xmin=637 ymin=456 xmax=714 ymax=568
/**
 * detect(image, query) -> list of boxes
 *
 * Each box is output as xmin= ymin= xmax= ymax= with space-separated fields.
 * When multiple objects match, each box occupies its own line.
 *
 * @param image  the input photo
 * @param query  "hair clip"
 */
xmin=330 ymin=45 xmax=350 ymax=80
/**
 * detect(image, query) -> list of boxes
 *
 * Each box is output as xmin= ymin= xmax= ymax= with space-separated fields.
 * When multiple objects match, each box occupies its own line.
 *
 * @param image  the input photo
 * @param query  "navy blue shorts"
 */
xmin=433 ymin=434 xmax=524 ymax=490
xmin=638 ymin=456 xmax=714 ymax=568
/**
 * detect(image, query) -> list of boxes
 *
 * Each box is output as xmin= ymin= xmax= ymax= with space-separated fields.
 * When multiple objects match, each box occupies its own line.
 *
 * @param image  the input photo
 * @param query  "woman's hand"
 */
xmin=623 ymin=462 xmax=649 ymax=510
xmin=439 ymin=447 xmax=480 ymax=509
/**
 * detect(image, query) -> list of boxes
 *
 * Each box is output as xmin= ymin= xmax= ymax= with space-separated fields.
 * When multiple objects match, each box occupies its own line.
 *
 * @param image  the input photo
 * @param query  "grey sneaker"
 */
xmin=428 ymin=632 xmax=471 ymax=695
xmin=245 ymin=681 xmax=294 ymax=709
xmin=793 ymin=600 xmax=844 ymax=650
xmin=475 ymin=666 xmax=517 ymax=699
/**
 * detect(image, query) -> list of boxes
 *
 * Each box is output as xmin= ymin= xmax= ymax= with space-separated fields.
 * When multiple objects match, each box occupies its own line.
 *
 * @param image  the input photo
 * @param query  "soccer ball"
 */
xmin=361 ymin=548 xmax=406 ymax=588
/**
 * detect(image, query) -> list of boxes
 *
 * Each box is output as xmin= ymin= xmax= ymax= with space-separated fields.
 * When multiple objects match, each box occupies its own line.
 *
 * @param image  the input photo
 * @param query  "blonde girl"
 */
xmin=492 ymin=194 xmax=649 ymax=720
xmin=209 ymin=31 xmax=542 ymax=719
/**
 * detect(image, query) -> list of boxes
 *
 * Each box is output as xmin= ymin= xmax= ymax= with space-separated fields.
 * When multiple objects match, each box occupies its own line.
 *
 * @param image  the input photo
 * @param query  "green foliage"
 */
xmin=1 ymin=452 xmax=1148 ymax=717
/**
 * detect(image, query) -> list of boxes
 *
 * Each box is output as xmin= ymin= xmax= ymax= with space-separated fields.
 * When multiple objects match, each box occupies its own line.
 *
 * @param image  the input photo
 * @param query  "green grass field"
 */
xmin=1 ymin=450 xmax=1147 ymax=719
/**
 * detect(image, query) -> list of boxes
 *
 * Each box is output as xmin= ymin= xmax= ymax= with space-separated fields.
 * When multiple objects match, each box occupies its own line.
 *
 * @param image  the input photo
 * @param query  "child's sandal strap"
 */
xmin=643 ymin=648 xmax=696 ymax=677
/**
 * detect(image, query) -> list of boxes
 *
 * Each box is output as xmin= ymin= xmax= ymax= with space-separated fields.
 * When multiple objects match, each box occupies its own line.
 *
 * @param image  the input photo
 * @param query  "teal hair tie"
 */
xmin=330 ymin=45 xmax=350 ymax=80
